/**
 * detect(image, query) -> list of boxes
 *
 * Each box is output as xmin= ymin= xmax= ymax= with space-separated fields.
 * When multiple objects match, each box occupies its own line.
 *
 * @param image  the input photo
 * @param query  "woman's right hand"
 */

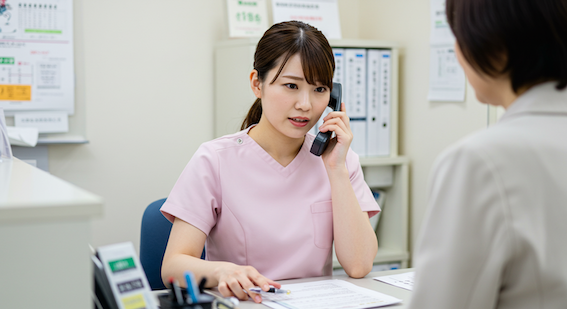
xmin=214 ymin=263 xmax=281 ymax=303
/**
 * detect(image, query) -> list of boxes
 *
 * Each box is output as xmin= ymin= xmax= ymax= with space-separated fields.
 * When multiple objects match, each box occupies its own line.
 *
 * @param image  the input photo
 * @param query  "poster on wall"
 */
xmin=0 ymin=0 xmax=75 ymax=115
xmin=427 ymin=0 xmax=466 ymax=102
xmin=427 ymin=45 xmax=466 ymax=102
xmin=226 ymin=0 xmax=269 ymax=38
xmin=272 ymin=0 xmax=341 ymax=39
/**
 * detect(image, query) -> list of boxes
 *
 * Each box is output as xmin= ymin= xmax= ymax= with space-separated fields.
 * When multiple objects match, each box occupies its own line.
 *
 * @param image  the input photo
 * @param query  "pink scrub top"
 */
xmin=161 ymin=127 xmax=380 ymax=280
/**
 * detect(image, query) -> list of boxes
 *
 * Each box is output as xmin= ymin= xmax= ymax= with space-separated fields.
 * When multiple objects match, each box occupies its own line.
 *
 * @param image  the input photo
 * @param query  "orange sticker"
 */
xmin=0 ymin=85 xmax=32 ymax=101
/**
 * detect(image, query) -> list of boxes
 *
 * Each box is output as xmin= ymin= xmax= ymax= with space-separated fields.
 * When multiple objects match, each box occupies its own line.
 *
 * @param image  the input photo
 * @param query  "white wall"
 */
xmin=47 ymin=0 xmax=361 ymax=252
xmin=358 ymin=0 xmax=488 ymax=256
xmin=49 ymin=0 xmax=226 ymax=249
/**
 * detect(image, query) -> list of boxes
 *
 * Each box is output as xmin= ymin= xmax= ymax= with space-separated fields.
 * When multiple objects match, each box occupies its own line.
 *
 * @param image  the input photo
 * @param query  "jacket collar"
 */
xmin=499 ymin=81 xmax=567 ymax=124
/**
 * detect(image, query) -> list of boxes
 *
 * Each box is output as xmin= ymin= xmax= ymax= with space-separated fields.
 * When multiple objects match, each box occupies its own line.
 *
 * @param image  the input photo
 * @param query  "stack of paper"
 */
xmin=261 ymin=279 xmax=401 ymax=309
xmin=373 ymin=272 xmax=415 ymax=291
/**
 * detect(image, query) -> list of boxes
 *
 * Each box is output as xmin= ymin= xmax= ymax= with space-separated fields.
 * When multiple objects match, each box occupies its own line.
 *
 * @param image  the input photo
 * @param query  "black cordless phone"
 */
xmin=310 ymin=82 xmax=342 ymax=156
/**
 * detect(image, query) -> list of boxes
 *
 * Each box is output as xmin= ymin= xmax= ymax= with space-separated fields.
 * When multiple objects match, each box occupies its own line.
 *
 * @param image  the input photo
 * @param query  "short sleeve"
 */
xmin=408 ymin=144 xmax=512 ymax=309
xmin=160 ymin=143 xmax=221 ymax=236
xmin=345 ymin=149 xmax=381 ymax=217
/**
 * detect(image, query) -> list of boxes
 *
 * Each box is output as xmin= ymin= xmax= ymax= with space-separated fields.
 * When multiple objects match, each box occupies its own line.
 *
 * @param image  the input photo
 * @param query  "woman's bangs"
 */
xmin=300 ymin=45 xmax=334 ymax=89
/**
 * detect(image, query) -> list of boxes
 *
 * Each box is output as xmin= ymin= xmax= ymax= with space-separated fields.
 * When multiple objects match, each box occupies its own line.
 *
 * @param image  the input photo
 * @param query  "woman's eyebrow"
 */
xmin=281 ymin=75 xmax=304 ymax=81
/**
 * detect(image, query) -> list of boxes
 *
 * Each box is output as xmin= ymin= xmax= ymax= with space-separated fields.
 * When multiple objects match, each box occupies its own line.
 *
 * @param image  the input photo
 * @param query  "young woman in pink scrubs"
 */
xmin=160 ymin=21 xmax=380 ymax=303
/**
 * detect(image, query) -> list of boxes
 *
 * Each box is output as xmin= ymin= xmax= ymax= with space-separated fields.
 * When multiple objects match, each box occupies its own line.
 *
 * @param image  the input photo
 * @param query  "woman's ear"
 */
xmin=250 ymin=69 xmax=262 ymax=99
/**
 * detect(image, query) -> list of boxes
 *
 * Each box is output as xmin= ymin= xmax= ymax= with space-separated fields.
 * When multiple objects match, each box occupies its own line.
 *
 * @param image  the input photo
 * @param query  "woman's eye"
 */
xmin=285 ymin=83 xmax=298 ymax=89
xmin=316 ymin=87 xmax=327 ymax=93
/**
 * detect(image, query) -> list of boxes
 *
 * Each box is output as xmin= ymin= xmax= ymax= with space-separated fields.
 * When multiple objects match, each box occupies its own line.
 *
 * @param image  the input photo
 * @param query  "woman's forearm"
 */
xmin=161 ymin=253 xmax=232 ymax=288
xmin=327 ymin=166 xmax=378 ymax=278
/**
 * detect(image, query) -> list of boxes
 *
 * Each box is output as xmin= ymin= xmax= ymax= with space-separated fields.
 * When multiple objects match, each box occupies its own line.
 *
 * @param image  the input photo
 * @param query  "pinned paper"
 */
xmin=226 ymin=0 xmax=269 ymax=38
xmin=427 ymin=45 xmax=466 ymax=102
xmin=427 ymin=0 xmax=466 ymax=102
xmin=15 ymin=111 xmax=69 ymax=133
xmin=7 ymin=126 xmax=38 ymax=147
xmin=272 ymin=0 xmax=342 ymax=39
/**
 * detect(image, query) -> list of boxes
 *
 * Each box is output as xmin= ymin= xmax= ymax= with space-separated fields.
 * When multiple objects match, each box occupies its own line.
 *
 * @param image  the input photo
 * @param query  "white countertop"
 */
xmin=0 ymin=157 xmax=103 ymax=223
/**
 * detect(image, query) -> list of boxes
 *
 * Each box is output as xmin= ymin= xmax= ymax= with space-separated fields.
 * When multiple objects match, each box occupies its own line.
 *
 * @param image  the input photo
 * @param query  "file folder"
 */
xmin=366 ymin=49 xmax=381 ymax=157
xmin=332 ymin=48 xmax=346 ymax=84
xmin=345 ymin=49 xmax=367 ymax=118
xmin=377 ymin=50 xmax=392 ymax=156
xmin=350 ymin=117 xmax=367 ymax=157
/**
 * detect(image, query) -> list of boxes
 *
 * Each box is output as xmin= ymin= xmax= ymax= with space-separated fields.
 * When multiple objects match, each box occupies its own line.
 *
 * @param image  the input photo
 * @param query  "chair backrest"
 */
xmin=140 ymin=198 xmax=206 ymax=290
xmin=140 ymin=198 xmax=171 ymax=290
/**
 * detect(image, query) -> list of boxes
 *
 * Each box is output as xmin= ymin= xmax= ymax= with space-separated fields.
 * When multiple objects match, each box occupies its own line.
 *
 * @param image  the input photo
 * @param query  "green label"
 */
xmin=0 ymin=57 xmax=15 ymax=65
xmin=238 ymin=1 xmax=257 ymax=6
xmin=25 ymin=29 xmax=63 ymax=34
xmin=108 ymin=257 xmax=136 ymax=273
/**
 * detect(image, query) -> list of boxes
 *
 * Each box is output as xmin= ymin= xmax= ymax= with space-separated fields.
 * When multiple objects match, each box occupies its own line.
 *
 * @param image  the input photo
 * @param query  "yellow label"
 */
xmin=121 ymin=294 xmax=147 ymax=309
xmin=0 ymin=85 xmax=32 ymax=101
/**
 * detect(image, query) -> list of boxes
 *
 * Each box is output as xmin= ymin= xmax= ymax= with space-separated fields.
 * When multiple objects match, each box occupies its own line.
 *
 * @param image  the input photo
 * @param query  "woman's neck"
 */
xmin=248 ymin=118 xmax=304 ymax=167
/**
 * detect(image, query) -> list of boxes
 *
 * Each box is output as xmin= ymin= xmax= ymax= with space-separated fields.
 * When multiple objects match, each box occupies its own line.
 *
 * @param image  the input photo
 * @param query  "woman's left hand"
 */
xmin=318 ymin=102 xmax=352 ymax=170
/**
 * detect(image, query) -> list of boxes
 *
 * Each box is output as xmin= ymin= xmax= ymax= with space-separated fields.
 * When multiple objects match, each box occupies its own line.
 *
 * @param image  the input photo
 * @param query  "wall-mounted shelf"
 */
xmin=360 ymin=156 xmax=409 ymax=167
xmin=37 ymin=135 xmax=89 ymax=145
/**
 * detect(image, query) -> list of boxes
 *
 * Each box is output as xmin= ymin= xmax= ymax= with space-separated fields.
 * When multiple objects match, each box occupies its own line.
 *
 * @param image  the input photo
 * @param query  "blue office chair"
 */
xmin=140 ymin=198 xmax=205 ymax=290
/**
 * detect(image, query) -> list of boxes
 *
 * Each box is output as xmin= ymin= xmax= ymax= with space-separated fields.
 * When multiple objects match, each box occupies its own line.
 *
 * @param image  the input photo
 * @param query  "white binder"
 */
xmin=332 ymin=48 xmax=346 ymax=84
xmin=366 ymin=49 xmax=381 ymax=157
xmin=345 ymin=49 xmax=367 ymax=118
xmin=377 ymin=50 xmax=392 ymax=156
xmin=350 ymin=118 xmax=367 ymax=157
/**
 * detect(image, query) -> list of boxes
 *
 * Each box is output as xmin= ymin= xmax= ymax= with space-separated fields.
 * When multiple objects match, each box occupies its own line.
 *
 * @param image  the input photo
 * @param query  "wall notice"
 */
xmin=0 ymin=0 xmax=74 ymax=114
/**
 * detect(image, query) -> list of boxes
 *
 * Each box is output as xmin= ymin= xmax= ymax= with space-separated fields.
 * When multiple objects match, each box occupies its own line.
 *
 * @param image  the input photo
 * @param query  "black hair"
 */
xmin=446 ymin=0 xmax=567 ymax=92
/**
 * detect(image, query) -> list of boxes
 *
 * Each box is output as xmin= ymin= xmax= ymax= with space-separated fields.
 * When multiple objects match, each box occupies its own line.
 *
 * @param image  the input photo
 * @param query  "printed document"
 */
xmin=428 ymin=0 xmax=466 ymax=102
xmin=0 ymin=0 xmax=75 ymax=114
xmin=373 ymin=271 xmax=414 ymax=291
xmin=260 ymin=279 xmax=401 ymax=309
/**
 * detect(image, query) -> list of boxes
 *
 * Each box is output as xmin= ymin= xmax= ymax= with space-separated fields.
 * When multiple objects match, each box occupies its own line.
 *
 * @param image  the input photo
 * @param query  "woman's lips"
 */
xmin=289 ymin=117 xmax=309 ymax=127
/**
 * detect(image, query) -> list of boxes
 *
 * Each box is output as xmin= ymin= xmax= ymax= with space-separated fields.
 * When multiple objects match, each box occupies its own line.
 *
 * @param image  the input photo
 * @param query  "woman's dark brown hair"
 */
xmin=240 ymin=21 xmax=335 ymax=130
xmin=446 ymin=0 xmax=567 ymax=92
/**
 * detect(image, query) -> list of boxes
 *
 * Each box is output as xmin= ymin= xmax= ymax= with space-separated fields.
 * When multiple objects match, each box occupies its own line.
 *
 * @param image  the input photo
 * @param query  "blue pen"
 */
xmin=184 ymin=271 xmax=200 ymax=304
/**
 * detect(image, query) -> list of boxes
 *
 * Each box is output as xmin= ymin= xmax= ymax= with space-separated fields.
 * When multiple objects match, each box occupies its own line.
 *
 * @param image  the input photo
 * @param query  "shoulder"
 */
xmin=195 ymin=130 xmax=250 ymax=156
xmin=430 ymin=124 xmax=529 ymax=197
xmin=435 ymin=125 xmax=511 ymax=167
xmin=184 ymin=130 xmax=251 ymax=175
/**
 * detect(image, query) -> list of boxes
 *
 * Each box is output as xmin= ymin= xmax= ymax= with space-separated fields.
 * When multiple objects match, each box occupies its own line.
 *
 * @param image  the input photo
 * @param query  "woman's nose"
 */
xmin=295 ymin=91 xmax=311 ymax=110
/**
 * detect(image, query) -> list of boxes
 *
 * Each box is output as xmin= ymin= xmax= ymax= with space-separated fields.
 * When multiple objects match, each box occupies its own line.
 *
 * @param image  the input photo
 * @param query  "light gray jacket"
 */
xmin=410 ymin=82 xmax=567 ymax=309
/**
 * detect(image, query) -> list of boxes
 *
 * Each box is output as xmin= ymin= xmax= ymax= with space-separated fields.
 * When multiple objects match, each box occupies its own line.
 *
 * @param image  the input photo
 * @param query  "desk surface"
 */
xmin=155 ymin=268 xmax=413 ymax=308
xmin=0 ymin=158 xmax=103 ymax=223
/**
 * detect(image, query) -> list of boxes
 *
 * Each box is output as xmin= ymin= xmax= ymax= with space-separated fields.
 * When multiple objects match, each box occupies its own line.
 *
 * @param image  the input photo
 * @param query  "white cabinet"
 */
xmin=214 ymin=38 xmax=409 ymax=269
xmin=0 ymin=158 xmax=103 ymax=308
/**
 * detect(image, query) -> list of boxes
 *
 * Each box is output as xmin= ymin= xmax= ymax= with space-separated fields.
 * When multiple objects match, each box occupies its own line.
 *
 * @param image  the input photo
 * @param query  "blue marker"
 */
xmin=184 ymin=271 xmax=200 ymax=304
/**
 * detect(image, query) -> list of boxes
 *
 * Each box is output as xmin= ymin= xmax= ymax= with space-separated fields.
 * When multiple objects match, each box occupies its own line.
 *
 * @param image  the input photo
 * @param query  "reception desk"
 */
xmin=0 ymin=158 xmax=103 ymax=308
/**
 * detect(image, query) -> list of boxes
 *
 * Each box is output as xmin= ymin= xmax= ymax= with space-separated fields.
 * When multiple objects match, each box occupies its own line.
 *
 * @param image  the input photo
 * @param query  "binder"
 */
xmin=366 ymin=49 xmax=381 ymax=157
xmin=349 ymin=118 xmax=367 ymax=157
xmin=332 ymin=48 xmax=346 ymax=84
xmin=377 ymin=50 xmax=392 ymax=156
xmin=345 ymin=49 xmax=367 ymax=118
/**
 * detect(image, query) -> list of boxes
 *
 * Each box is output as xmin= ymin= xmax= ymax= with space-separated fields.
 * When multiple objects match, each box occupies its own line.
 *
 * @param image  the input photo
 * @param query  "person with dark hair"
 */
xmin=410 ymin=1 xmax=567 ymax=308
xmin=160 ymin=21 xmax=380 ymax=303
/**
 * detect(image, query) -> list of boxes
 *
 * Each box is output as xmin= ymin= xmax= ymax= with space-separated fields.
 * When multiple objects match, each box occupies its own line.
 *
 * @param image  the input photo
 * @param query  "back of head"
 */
xmin=446 ymin=0 xmax=567 ymax=92
xmin=241 ymin=21 xmax=335 ymax=130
